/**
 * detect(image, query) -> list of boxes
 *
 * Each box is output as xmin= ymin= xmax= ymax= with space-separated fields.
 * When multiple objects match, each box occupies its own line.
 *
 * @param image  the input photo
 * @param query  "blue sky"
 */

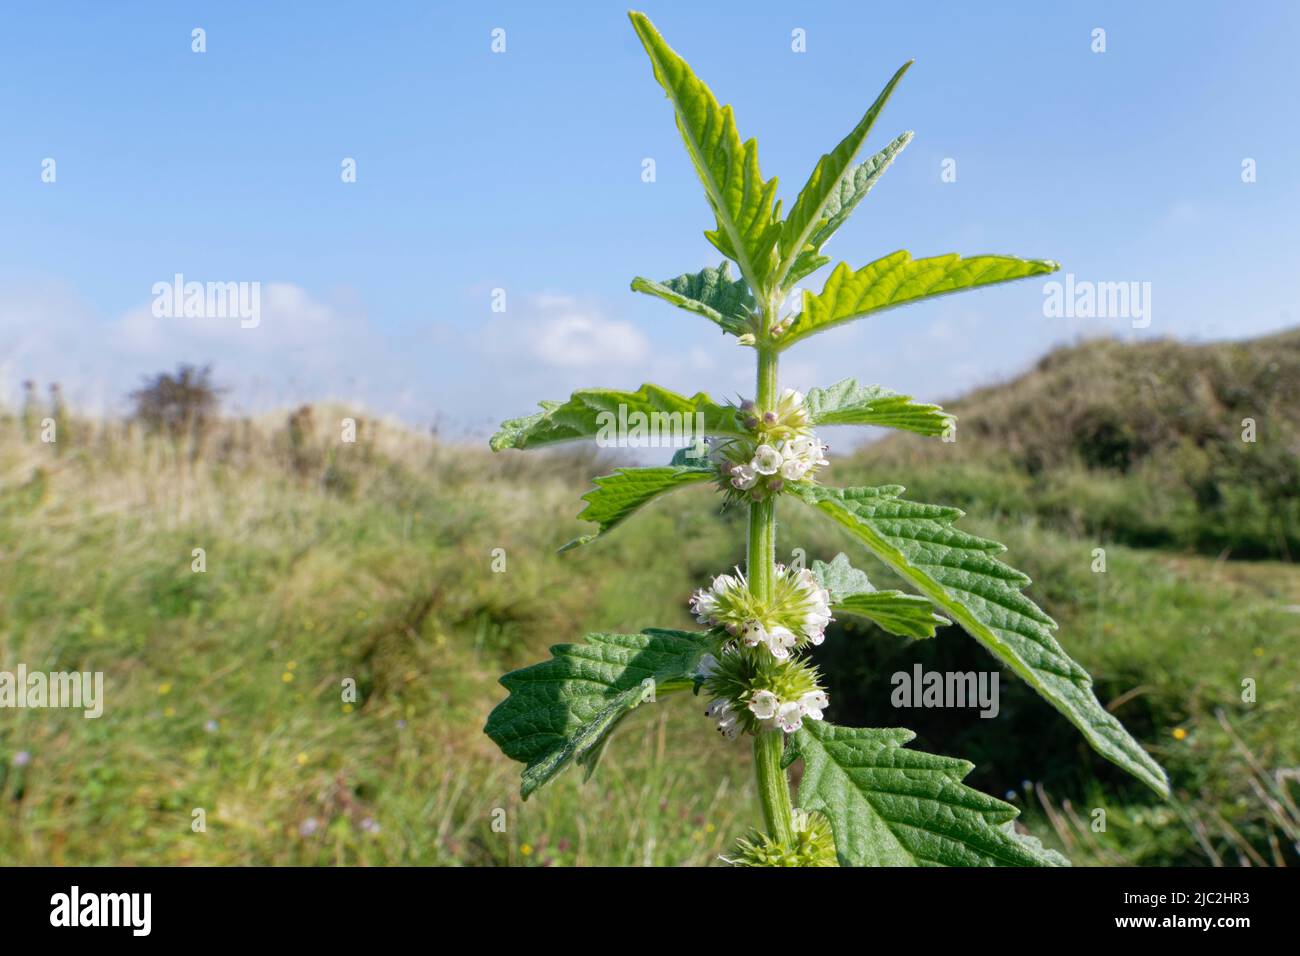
xmin=2 ymin=1 xmax=1297 ymax=437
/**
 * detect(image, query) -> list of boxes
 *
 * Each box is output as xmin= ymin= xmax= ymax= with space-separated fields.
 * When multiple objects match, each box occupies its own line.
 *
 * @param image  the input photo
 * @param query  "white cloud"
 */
xmin=527 ymin=295 xmax=649 ymax=368
xmin=0 ymin=278 xmax=415 ymax=417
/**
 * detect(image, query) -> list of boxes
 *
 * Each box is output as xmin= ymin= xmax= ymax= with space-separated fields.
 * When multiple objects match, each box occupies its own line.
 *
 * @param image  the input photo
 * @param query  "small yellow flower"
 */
xmin=286 ymin=661 xmax=298 ymax=671
xmin=705 ymin=823 xmax=716 ymax=834
xmin=296 ymin=752 xmax=309 ymax=765
xmin=1172 ymin=727 xmax=1188 ymax=741
xmin=1253 ymin=647 xmax=1264 ymax=658
xmin=157 ymin=682 xmax=172 ymax=696
xmin=282 ymin=672 xmax=294 ymax=683
xmin=342 ymin=703 xmax=354 ymax=714
xmin=163 ymin=706 xmax=176 ymax=718
xmin=520 ymin=843 xmax=533 ymax=857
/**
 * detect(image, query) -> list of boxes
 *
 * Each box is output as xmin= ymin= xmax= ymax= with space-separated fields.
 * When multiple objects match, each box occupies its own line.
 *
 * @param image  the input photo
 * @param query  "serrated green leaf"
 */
xmin=629 ymin=11 xmax=780 ymax=289
xmin=489 ymin=384 xmax=745 ymax=451
xmin=811 ymin=553 xmax=948 ymax=639
xmin=808 ymin=131 xmax=914 ymax=253
xmin=561 ymin=465 xmax=716 ymax=552
xmin=834 ymin=593 xmax=949 ymax=640
xmin=779 ymin=62 xmax=911 ymax=274
xmin=669 ymin=441 xmax=710 ymax=466
xmin=792 ymin=484 xmax=1170 ymax=797
xmin=792 ymin=721 xmax=1069 ymax=866
xmin=784 ymin=251 xmax=833 ymax=287
xmin=780 ymin=132 xmax=912 ymax=289
xmin=806 ymin=379 xmax=952 ymax=436
xmin=485 ymin=628 xmax=713 ymax=798
xmin=630 ymin=261 xmax=754 ymax=336
xmin=809 ymin=552 xmax=875 ymax=598
xmin=782 ymin=251 xmax=1059 ymax=348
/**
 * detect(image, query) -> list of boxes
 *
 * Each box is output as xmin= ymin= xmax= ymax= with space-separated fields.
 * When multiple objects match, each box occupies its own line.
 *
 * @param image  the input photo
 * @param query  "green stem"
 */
xmin=747 ymin=497 xmax=775 ymax=602
xmin=748 ymin=345 xmax=779 ymax=602
xmin=754 ymin=728 xmax=795 ymax=844
xmin=748 ymin=342 xmax=795 ymax=843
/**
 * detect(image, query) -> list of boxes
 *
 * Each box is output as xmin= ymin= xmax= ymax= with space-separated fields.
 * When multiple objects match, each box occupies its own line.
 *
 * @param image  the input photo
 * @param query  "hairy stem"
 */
xmin=749 ymin=341 xmax=795 ymax=843
xmin=754 ymin=727 xmax=796 ymax=844
xmin=747 ymin=497 xmax=776 ymax=602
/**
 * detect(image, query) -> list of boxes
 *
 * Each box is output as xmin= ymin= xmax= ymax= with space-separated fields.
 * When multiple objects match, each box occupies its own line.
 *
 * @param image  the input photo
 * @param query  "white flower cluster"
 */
xmin=704 ymin=697 xmax=743 ymax=739
xmin=726 ymin=435 xmax=829 ymax=493
xmin=715 ymin=389 xmax=829 ymax=500
xmin=703 ymin=690 xmax=828 ymax=737
xmin=689 ymin=565 xmax=833 ymax=661
xmin=696 ymin=636 xmax=830 ymax=738
xmin=689 ymin=571 xmax=740 ymax=623
xmin=747 ymin=688 xmax=828 ymax=734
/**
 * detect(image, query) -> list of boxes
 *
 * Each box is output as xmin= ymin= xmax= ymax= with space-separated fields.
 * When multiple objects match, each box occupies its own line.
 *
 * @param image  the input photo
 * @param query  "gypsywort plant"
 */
xmin=485 ymin=12 xmax=1169 ymax=866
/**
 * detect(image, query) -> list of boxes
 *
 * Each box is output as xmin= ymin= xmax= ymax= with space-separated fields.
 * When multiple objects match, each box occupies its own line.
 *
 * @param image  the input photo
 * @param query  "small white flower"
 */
xmin=785 ymin=436 xmax=811 ymax=457
xmin=780 ymin=388 xmax=804 ymax=408
xmin=748 ymin=690 xmax=779 ymax=721
xmin=779 ymin=457 xmax=808 ymax=481
xmin=804 ymin=605 xmax=832 ymax=628
xmin=798 ymin=690 xmax=829 ymax=721
xmin=695 ymin=654 xmax=720 ymax=679
xmin=751 ymin=444 xmax=783 ymax=476
xmin=705 ymin=698 xmax=741 ymax=737
xmin=689 ymin=589 xmax=717 ymax=623
xmin=776 ymin=701 xmax=804 ymax=733
xmin=717 ymin=710 xmax=741 ymax=739
xmin=730 ymin=463 xmax=757 ymax=490
xmin=741 ymin=620 xmax=768 ymax=648
xmin=766 ymin=625 xmax=798 ymax=659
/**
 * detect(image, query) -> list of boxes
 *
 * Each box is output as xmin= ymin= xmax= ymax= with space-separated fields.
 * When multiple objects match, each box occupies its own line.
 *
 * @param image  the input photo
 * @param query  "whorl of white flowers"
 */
xmin=689 ymin=564 xmax=833 ymax=659
xmin=695 ymin=650 xmax=829 ymax=738
xmin=712 ymin=389 xmax=829 ymax=501
xmin=746 ymin=687 xmax=829 ymax=734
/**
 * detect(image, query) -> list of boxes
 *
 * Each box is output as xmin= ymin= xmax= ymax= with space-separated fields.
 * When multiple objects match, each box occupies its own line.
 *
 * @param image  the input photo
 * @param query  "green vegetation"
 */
xmin=2 ymin=326 xmax=1294 ymax=866
xmin=841 ymin=329 xmax=1300 ymax=560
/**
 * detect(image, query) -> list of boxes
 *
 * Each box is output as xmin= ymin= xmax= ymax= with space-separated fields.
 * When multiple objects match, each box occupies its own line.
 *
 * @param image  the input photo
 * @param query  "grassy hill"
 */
xmin=1 ymin=332 xmax=1296 ymax=866
xmin=841 ymin=328 xmax=1300 ymax=558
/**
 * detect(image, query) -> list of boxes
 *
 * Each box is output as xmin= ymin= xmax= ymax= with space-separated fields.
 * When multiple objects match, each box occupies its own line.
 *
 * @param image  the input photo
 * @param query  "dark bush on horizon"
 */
xmin=129 ymin=363 xmax=224 ymax=437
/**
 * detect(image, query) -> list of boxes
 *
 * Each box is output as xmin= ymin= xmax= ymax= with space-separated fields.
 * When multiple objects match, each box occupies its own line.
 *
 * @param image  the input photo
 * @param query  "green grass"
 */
xmin=0 ymin=400 xmax=1296 ymax=866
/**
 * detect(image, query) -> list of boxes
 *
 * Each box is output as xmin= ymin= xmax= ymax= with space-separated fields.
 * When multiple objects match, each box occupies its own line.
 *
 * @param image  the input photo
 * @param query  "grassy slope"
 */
xmin=0 ymin=416 xmax=756 ymax=865
xmin=842 ymin=328 xmax=1300 ymax=558
xmin=1 ymin=331 xmax=1297 ymax=866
